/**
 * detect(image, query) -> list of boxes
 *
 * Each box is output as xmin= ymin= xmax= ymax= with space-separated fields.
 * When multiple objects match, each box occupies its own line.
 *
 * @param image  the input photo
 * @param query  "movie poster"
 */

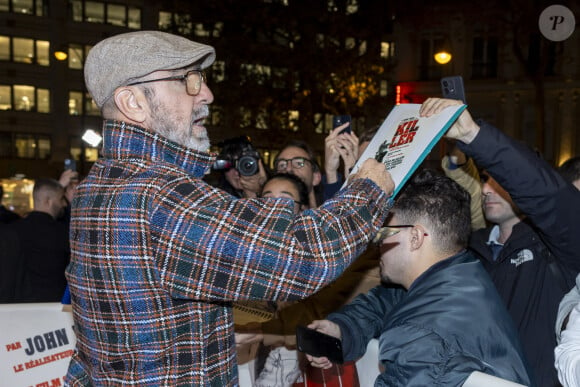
xmin=347 ymin=103 xmax=467 ymax=197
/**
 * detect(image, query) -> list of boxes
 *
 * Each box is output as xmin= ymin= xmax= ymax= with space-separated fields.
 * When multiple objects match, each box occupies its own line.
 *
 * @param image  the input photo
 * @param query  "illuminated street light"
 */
xmin=82 ymin=129 xmax=102 ymax=147
xmin=434 ymin=51 xmax=452 ymax=64
xmin=54 ymin=50 xmax=68 ymax=61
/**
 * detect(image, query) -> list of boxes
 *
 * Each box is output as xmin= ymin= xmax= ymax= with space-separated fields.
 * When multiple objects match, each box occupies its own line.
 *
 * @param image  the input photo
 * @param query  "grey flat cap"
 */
xmin=85 ymin=30 xmax=215 ymax=108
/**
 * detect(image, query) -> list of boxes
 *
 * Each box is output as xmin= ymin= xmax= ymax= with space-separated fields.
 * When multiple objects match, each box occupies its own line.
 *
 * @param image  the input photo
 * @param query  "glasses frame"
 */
xmin=274 ymin=157 xmax=313 ymax=171
xmin=126 ymin=70 xmax=206 ymax=96
xmin=375 ymin=224 xmax=429 ymax=243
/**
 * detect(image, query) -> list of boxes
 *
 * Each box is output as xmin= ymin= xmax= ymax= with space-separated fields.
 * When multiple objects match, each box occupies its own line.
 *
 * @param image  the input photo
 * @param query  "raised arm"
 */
xmin=422 ymin=98 xmax=580 ymax=271
xmin=155 ymin=159 xmax=394 ymax=302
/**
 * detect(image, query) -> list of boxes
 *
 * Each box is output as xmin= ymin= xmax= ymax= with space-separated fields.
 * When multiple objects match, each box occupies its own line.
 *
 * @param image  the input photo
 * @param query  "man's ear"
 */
xmin=113 ymin=87 xmax=148 ymax=123
xmin=409 ymin=225 xmax=427 ymax=251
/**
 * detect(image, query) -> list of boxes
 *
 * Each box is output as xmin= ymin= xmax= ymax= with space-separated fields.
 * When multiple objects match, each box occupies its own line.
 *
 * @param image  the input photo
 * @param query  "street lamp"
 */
xmin=434 ymin=37 xmax=452 ymax=64
xmin=434 ymin=50 xmax=452 ymax=64
xmin=54 ymin=48 xmax=68 ymax=61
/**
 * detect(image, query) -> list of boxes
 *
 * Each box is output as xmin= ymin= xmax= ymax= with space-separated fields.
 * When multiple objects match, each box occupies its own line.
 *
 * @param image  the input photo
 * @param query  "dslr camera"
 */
xmin=213 ymin=137 xmax=260 ymax=176
xmin=233 ymin=149 xmax=260 ymax=176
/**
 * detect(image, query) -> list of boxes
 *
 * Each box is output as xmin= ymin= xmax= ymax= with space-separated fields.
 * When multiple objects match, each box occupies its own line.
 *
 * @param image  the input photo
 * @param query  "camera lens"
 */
xmin=237 ymin=156 xmax=258 ymax=176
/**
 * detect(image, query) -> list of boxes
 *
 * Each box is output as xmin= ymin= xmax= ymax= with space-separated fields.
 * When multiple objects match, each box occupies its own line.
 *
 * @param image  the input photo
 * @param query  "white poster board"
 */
xmin=0 ymin=303 xmax=75 ymax=387
xmin=347 ymin=103 xmax=467 ymax=197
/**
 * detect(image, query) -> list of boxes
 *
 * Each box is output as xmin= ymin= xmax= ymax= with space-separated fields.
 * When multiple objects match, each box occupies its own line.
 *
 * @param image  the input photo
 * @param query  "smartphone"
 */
xmin=333 ymin=115 xmax=352 ymax=134
xmin=296 ymin=325 xmax=344 ymax=364
xmin=441 ymin=75 xmax=467 ymax=104
xmin=64 ymin=158 xmax=77 ymax=171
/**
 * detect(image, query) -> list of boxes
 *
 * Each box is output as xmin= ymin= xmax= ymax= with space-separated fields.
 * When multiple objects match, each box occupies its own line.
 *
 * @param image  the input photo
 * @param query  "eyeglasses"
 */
xmin=374 ymin=225 xmax=429 ymax=243
xmin=126 ymin=70 xmax=206 ymax=96
xmin=275 ymin=157 xmax=312 ymax=171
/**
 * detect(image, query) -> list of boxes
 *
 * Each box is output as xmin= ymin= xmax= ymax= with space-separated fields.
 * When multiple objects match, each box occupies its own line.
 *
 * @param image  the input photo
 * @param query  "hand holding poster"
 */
xmin=347 ymin=103 xmax=467 ymax=197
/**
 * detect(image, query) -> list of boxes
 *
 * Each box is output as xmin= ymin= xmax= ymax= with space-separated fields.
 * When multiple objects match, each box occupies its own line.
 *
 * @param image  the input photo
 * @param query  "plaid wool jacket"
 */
xmin=64 ymin=120 xmax=390 ymax=386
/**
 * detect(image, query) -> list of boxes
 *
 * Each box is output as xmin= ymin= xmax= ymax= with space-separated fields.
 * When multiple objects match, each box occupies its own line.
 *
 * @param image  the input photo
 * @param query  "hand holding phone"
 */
xmin=64 ymin=158 xmax=77 ymax=172
xmin=333 ymin=115 xmax=352 ymax=135
xmin=296 ymin=325 xmax=344 ymax=364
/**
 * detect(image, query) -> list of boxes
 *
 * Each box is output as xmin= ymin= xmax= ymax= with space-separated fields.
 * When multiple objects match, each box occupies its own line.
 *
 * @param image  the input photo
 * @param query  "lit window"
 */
xmin=14 ymin=85 xmax=35 ymax=111
xmin=0 ymin=85 xmax=11 ymax=110
xmin=213 ymin=22 xmax=224 ymax=38
xmin=380 ymin=42 xmax=395 ymax=59
xmin=194 ymin=23 xmax=210 ymax=37
xmin=37 ymin=88 xmax=50 ymax=113
xmin=327 ymin=0 xmax=337 ymax=12
xmin=288 ymin=110 xmax=299 ymax=132
xmin=84 ymin=45 xmax=92 ymax=62
xmin=107 ymin=4 xmax=126 ymax=27
xmin=128 ymin=7 xmax=141 ymax=29
xmin=35 ymin=0 xmax=43 ymax=16
xmin=36 ymin=40 xmax=49 ymax=66
xmin=85 ymin=147 xmax=99 ymax=162
xmin=13 ymin=38 xmax=34 ymax=64
xmin=13 ymin=134 xmax=51 ymax=159
xmin=69 ymin=136 xmax=82 ymax=162
xmin=71 ymin=0 xmax=83 ymax=22
xmin=256 ymin=108 xmax=269 ymax=130
xmin=380 ymin=80 xmax=388 ymax=97
xmin=13 ymin=0 xmax=33 ymax=14
xmin=69 ymin=91 xmax=83 ymax=115
xmin=70 ymin=147 xmax=82 ymax=162
xmin=345 ymin=37 xmax=355 ymax=50
xmin=210 ymin=105 xmax=223 ymax=126
xmin=158 ymin=11 xmax=172 ymax=29
xmin=178 ymin=14 xmax=193 ymax=35
xmin=158 ymin=11 xmax=192 ymax=35
xmin=85 ymin=1 xmax=105 ymax=23
xmin=241 ymin=63 xmax=271 ymax=85
xmin=211 ymin=60 xmax=225 ymax=82
xmin=15 ymin=134 xmax=36 ymax=158
xmin=85 ymin=92 xmax=99 ymax=116
xmin=359 ymin=40 xmax=367 ymax=56
xmin=316 ymin=34 xmax=325 ymax=49
xmin=37 ymin=136 xmax=51 ymax=159
xmin=346 ymin=0 xmax=358 ymax=14
xmin=324 ymin=113 xmax=334 ymax=133
xmin=69 ymin=45 xmax=84 ymax=70
xmin=0 ymin=36 xmax=9 ymax=61
xmin=314 ymin=113 xmax=324 ymax=134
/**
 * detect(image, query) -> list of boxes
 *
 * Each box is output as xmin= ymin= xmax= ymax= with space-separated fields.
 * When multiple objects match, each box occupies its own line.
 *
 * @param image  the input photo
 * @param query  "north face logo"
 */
xmin=510 ymin=249 xmax=534 ymax=267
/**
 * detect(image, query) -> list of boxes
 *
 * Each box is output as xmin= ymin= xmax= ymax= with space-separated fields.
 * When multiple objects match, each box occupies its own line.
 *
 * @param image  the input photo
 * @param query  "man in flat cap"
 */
xmin=65 ymin=30 xmax=394 ymax=385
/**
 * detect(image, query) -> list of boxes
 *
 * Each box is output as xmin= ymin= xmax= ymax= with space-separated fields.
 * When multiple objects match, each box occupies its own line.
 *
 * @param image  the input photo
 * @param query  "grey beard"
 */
xmin=152 ymin=104 xmax=210 ymax=152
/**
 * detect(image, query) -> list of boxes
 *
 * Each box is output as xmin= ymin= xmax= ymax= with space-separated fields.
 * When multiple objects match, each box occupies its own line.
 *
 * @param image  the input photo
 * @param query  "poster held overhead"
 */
xmin=345 ymin=103 xmax=467 ymax=197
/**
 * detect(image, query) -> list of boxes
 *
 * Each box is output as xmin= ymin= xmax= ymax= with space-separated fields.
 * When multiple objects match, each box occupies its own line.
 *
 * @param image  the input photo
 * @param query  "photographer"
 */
xmin=213 ymin=136 xmax=270 ymax=198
